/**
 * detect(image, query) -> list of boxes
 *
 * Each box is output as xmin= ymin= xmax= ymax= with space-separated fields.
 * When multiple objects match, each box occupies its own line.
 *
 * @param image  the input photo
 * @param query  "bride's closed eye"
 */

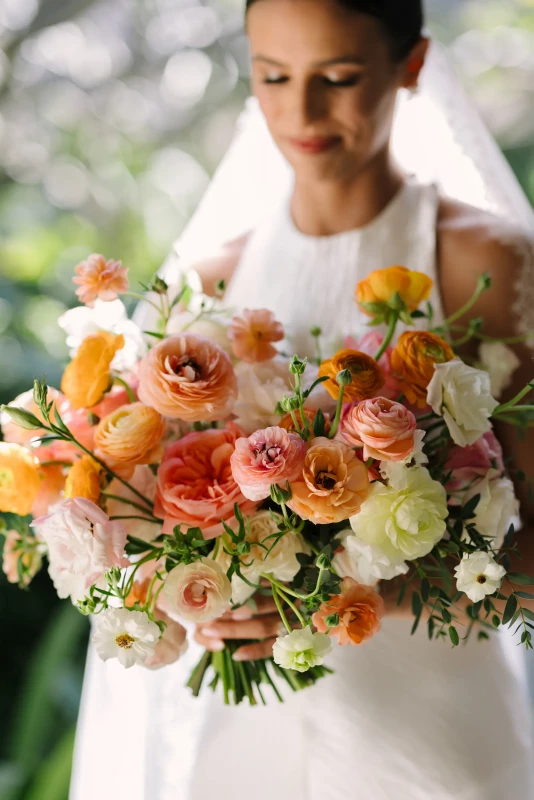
xmin=262 ymin=74 xmax=361 ymax=87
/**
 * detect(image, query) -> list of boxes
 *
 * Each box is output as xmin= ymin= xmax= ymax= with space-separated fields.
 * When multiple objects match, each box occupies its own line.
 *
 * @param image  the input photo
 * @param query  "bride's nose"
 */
xmin=288 ymin=78 xmax=328 ymax=128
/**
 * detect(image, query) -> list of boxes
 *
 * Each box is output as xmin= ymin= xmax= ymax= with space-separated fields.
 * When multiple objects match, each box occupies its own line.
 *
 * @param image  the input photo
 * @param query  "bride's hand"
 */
xmin=194 ymin=594 xmax=283 ymax=661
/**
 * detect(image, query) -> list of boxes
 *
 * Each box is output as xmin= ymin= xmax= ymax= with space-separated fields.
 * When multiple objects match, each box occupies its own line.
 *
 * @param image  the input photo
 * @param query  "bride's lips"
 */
xmin=287 ymin=136 xmax=341 ymax=155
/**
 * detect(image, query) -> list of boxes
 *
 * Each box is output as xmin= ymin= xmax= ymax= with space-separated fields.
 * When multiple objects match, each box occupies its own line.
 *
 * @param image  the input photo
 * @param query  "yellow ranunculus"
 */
xmin=61 ymin=331 xmax=125 ymax=410
xmin=0 ymin=443 xmax=40 ymax=515
xmin=356 ymin=266 xmax=433 ymax=316
xmin=64 ymin=455 xmax=102 ymax=503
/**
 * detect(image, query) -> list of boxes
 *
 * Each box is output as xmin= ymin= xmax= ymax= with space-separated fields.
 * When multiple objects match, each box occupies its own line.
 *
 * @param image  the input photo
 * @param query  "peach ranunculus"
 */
xmin=346 ymin=331 xmax=401 ymax=401
xmin=94 ymin=402 xmax=166 ymax=478
xmin=32 ymin=463 xmax=67 ymax=518
xmin=319 ymin=350 xmax=385 ymax=403
xmin=312 ymin=577 xmax=385 ymax=645
xmin=230 ymin=426 xmax=307 ymax=502
xmin=391 ymin=331 xmax=455 ymax=408
xmin=138 ymin=334 xmax=237 ymax=422
xmin=227 ymin=309 xmax=284 ymax=363
xmin=341 ymin=398 xmax=417 ymax=463
xmin=61 ymin=331 xmax=125 ymax=410
xmin=163 ymin=557 xmax=232 ymax=623
xmin=287 ymin=437 xmax=369 ymax=525
xmin=2 ymin=529 xmax=43 ymax=586
xmin=155 ymin=423 xmax=258 ymax=537
xmin=355 ymin=266 xmax=433 ymax=316
xmin=1 ymin=387 xmax=60 ymax=446
xmin=64 ymin=456 xmax=102 ymax=503
xmin=279 ymin=407 xmax=332 ymax=437
xmin=73 ymin=254 xmax=129 ymax=306
xmin=0 ymin=443 xmax=40 ymax=516
xmin=144 ymin=611 xmax=188 ymax=670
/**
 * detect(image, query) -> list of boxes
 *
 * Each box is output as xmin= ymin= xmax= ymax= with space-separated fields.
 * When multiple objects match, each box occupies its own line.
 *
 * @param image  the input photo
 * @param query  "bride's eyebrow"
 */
xmin=252 ymin=55 xmax=365 ymax=67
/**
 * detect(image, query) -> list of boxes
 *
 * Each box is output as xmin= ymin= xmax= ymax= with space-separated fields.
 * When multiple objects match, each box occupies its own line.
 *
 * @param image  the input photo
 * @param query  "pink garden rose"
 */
xmin=346 ymin=331 xmax=400 ymax=400
xmin=155 ymin=423 xmax=258 ymax=537
xmin=31 ymin=498 xmax=129 ymax=602
xmin=144 ymin=611 xmax=188 ymax=670
xmin=341 ymin=397 xmax=417 ymax=462
xmin=445 ymin=431 xmax=505 ymax=496
xmin=163 ymin=557 xmax=232 ymax=623
xmin=230 ymin=426 xmax=307 ymax=502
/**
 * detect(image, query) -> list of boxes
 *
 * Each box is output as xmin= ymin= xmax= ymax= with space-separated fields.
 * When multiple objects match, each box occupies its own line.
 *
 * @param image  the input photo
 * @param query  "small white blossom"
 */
xmin=478 ymin=342 xmax=520 ymax=399
xmin=273 ymin=626 xmax=332 ymax=673
xmin=454 ymin=551 xmax=506 ymax=603
xmin=92 ymin=608 xmax=161 ymax=669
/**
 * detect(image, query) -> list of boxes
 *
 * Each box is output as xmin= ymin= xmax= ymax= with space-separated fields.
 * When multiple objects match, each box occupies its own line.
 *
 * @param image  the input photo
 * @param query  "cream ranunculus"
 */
xmin=427 ymin=360 xmax=499 ymax=447
xmin=478 ymin=342 xmax=520 ymax=399
xmin=92 ymin=608 xmax=162 ymax=668
xmin=461 ymin=470 xmax=519 ymax=550
xmin=333 ymin=530 xmax=409 ymax=586
xmin=232 ymin=358 xmax=293 ymax=435
xmin=164 ymin=557 xmax=232 ymax=623
xmin=272 ymin=626 xmax=332 ymax=673
xmin=454 ymin=551 xmax=506 ymax=603
xmin=166 ymin=312 xmax=233 ymax=356
xmin=350 ymin=465 xmax=448 ymax=567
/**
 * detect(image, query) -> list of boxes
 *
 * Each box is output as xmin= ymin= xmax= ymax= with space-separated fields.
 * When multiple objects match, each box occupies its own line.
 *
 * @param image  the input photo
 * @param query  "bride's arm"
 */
xmin=184 ymin=232 xmax=249 ymax=297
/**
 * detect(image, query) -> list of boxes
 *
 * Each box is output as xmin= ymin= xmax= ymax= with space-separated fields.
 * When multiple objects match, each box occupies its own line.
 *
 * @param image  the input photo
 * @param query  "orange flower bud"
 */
xmin=356 ymin=266 xmax=433 ymax=316
xmin=319 ymin=349 xmax=385 ymax=402
xmin=64 ymin=455 xmax=102 ymax=504
xmin=0 ymin=443 xmax=40 ymax=516
xmin=61 ymin=331 xmax=125 ymax=410
xmin=391 ymin=331 xmax=455 ymax=408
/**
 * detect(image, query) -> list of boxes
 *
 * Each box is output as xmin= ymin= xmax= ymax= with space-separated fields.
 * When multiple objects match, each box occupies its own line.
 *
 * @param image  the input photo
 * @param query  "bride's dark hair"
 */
xmin=245 ymin=0 xmax=424 ymax=61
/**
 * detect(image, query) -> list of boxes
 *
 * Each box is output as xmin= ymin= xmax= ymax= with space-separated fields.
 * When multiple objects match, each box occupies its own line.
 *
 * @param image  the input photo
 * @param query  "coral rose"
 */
xmin=163 ymin=557 xmax=232 ymax=623
xmin=2 ymin=529 xmax=43 ymax=586
xmin=73 ymin=253 xmax=129 ymax=306
xmin=230 ymin=426 xmax=307 ymax=502
xmin=61 ymin=331 xmax=125 ymax=410
xmin=64 ymin=456 xmax=102 ymax=503
xmin=287 ymin=437 xmax=369 ymax=524
xmin=391 ymin=331 xmax=454 ymax=408
xmin=32 ymin=463 xmax=67 ymax=518
xmin=138 ymin=334 xmax=237 ymax=422
xmin=155 ymin=423 xmax=258 ymax=537
xmin=0 ymin=443 xmax=40 ymax=515
xmin=94 ymin=402 xmax=165 ymax=478
xmin=341 ymin=398 xmax=417 ymax=462
xmin=319 ymin=349 xmax=385 ymax=403
xmin=228 ymin=309 xmax=284 ymax=363
xmin=356 ymin=266 xmax=433 ymax=315
xmin=313 ymin=577 xmax=385 ymax=645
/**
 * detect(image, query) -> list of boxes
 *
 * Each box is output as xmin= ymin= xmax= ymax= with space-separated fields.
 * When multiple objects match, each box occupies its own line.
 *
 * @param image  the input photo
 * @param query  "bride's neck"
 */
xmin=290 ymin=150 xmax=404 ymax=236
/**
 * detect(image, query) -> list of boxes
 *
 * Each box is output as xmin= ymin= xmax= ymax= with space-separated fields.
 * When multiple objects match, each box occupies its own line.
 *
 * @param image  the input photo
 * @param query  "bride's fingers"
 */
xmin=232 ymin=638 xmax=276 ymax=662
xmin=198 ymin=612 xmax=282 ymax=641
xmin=229 ymin=595 xmax=279 ymax=619
xmin=194 ymin=629 xmax=225 ymax=652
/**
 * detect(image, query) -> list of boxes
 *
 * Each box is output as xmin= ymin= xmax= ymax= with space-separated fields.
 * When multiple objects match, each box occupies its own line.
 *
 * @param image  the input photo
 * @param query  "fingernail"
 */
xmin=232 ymin=651 xmax=246 ymax=661
xmin=231 ymin=607 xmax=253 ymax=620
xmin=210 ymin=640 xmax=225 ymax=651
xmin=201 ymin=627 xmax=219 ymax=637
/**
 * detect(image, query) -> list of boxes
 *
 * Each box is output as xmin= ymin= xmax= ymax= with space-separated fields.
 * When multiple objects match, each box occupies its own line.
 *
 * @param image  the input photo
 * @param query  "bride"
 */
xmin=70 ymin=1 xmax=534 ymax=798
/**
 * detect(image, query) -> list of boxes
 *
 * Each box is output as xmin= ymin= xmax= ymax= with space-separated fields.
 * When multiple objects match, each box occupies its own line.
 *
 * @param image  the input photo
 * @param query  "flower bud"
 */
xmin=336 ymin=369 xmax=353 ymax=388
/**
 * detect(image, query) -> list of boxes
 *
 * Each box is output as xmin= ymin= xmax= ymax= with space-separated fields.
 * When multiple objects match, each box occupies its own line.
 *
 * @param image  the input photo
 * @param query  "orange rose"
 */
xmin=287 ymin=437 xmax=369 ymax=524
xmin=64 ymin=456 xmax=102 ymax=503
xmin=312 ymin=577 xmax=385 ymax=645
xmin=391 ymin=331 xmax=455 ymax=408
xmin=319 ymin=349 xmax=385 ymax=402
xmin=356 ymin=266 xmax=433 ymax=316
xmin=279 ymin=408 xmax=331 ymax=436
xmin=61 ymin=331 xmax=125 ymax=410
xmin=94 ymin=402 xmax=165 ymax=478
xmin=0 ymin=443 xmax=40 ymax=516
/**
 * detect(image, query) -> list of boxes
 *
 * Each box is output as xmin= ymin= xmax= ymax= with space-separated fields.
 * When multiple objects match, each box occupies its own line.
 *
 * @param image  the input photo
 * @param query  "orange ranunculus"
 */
xmin=287 ymin=437 xmax=369 ymax=525
xmin=61 ymin=331 xmax=125 ymax=410
xmin=318 ymin=349 xmax=385 ymax=402
xmin=64 ymin=455 xmax=102 ymax=503
xmin=0 ymin=443 xmax=40 ymax=515
xmin=312 ymin=577 xmax=385 ymax=645
xmin=391 ymin=331 xmax=455 ymax=408
xmin=94 ymin=402 xmax=165 ymax=478
xmin=279 ymin=407 xmax=331 ymax=436
xmin=227 ymin=309 xmax=284 ymax=363
xmin=356 ymin=266 xmax=433 ymax=316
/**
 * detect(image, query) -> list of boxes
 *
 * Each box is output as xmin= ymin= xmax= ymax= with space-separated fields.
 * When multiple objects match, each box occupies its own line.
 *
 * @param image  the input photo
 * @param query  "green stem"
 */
xmin=109 ymin=515 xmax=161 ymax=523
xmin=495 ymin=383 xmax=534 ymax=415
xmin=101 ymin=492 xmax=159 ymax=517
xmin=328 ymin=385 xmax=345 ymax=440
xmin=374 ymin=312 xmax=399 ymax=361
xmin=124 ymin=292 xmax=162 ymax=314
xmin=112 ymin=375 xmax=136 ymax=403
xmin=271 ymin=584 xmax=292 ymax=633
xmin=276 ymin=585 xmax=307 ymax=627
xmin=438 ymin=279 xmax=489 ymax=328
xmin=494 ymin=404 xmax=534 ymax=415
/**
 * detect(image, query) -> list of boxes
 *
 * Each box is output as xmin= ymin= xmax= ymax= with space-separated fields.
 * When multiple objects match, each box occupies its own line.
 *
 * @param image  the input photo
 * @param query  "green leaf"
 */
xmin=507 ymin=573 xmax=534 ymax=586
xmin=397 ymin=581 xmax=407 ymax=608
xmin=411 ymin=309 xmax=426 ymax=319
xmin=411 ymin=591 xmax=422 ymax=617
xmin=478 ymin=631 xmax=490 ymax=641
xmin=514 ymin=591 xmax=534 ymax=600
xmin=420 ymin=578 xmax=430 ymax=603
xmin=143 ymin=330 xmax=165 ymax=339
xmin=502 ymin=594 xmax=518 ymax=626
xmin=449 ymin=626 xmax=460 ymax=646
xmin=461 ymin=493 xmax=481 ymax=520
xmin=492 ymin=615 xmax=501 ymax=628
xmin=441 ymin=607 xmax=452 ymax=624
xmin=313 ymin=408 xmax=326 ymax=438
xmin=522 ymin=608 xmax=534 ymax=623
xmin=0 ymin=405 xmax=44 ymax=431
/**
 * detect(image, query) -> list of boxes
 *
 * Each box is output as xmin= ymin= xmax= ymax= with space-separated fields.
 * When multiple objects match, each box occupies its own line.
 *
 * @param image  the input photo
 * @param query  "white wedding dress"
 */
xmin=70 ymin=177 xmax=534 ymax=800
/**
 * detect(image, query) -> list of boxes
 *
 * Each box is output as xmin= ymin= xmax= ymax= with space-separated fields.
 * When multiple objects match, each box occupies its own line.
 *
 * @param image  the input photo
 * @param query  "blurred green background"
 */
xmin=1 ymin=0 xmax=533 ymax=797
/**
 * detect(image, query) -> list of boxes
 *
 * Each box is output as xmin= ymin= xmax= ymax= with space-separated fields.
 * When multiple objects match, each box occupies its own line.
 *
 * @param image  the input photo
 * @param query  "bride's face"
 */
xmin=247 ymin=0 xmax=411 ymax=183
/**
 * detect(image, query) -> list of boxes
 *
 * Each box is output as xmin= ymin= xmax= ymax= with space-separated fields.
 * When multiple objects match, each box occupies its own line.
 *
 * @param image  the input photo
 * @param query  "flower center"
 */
xmin=476 ymin=575 xmax=487 ymax=585
xmin=115 ymin=633 xmax=135 ymax=649
xmin=0 ymin=467 xmax=14 ymax=490
xmin=169 ymin=354 xmax=201 ymax=382
xmin=254 ymin=444 xmax=281 ymax=463
xmin=315 ymin=471 xmax=337 ymax=490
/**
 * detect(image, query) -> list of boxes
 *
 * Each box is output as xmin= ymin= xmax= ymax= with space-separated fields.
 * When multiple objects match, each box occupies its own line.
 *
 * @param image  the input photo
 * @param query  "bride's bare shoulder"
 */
xmin=191 ymin=232 xmax=250 ymax=297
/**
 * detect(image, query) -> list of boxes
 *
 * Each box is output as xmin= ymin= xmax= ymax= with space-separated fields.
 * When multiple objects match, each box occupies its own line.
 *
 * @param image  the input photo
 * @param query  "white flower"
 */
xmin=232 ymin=358 xmax=292 ymax=434
xmin=333 ymin=530 xmax=409 ymax=586
xmin=106 ymin=466 xmax=158 ymax=544
xmin=166 ymin=312 xmax=232 ymax=356
xmin=273 ymin=626 xmax=332 ymax=673
xmin=461 ymin=470 xmax=519 ymax=551
xmin=92 ymin=608 xmax=161 ymax=668
xmin=164 ymin=557 xmax=232 ymax=623
xmin=58 ymin=299 xmax=146 ymax=371
xmin=427 ymin=359 xmax=499 ymax=447
xmin=478 ymin=342 xmax=520 ymax=399
xmin=454 ymin=551 xmax=506 ymax=603
xmin=350 ymin=465 xmax=448 ymax=567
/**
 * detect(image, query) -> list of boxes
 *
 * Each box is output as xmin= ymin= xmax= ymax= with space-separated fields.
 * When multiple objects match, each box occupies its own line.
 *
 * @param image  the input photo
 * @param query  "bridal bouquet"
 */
xmin=2 ymin=256 xmax=534 ymax=705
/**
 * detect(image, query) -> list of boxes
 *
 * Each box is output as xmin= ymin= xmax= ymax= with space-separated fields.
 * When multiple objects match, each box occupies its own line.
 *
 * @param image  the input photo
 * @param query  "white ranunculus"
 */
xmin=333 ymin=530 xmax=409 ymax=586
xmin=478 ymin=341 xmax=520 ymax=399
xmin=461 ymin=470 xmax=519 ymax=551
xmin=164 ymin=558 xmax=232 ymax=623
xmin=232 ymin=358 xmax=293 ymax=434
xmin=454 ymin=551 xmax=506 ymax=603
xmin=350 ymin=465 xmax=448 ymax=567
xmin=427 ymin=360 xmax=499 ymax=447
xmin=166 ymin=312 xmax=232 ymax=356
xmin=273 ymin=626 xmax=332 ymax=673
xmin=92 ymin=608 xmax=161 ymax=668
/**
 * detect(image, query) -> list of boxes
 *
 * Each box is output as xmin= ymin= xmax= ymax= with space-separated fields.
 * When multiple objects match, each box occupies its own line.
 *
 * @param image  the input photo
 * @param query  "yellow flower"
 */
xmin=391 ymin=331 xmax=455 ymax=408
xmin=356 ymin=266 xmax=433 ymax=316
xmin=61 ymin=331 xmax=125 ymax=410
xmin=0 ymin=443 xmax=40 ymax=516
xmin=318 ymin=349 xmax=385 ymax=402
xmin=64 ymin=456 xmax=102 ymax=503
xmin=94 ymin=402 xmax=165 ymax=478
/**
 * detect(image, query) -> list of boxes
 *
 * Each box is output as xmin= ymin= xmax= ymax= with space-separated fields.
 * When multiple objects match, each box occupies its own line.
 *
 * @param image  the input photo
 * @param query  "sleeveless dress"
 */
xmin=70 ymin=178 xmax=534 ymax=800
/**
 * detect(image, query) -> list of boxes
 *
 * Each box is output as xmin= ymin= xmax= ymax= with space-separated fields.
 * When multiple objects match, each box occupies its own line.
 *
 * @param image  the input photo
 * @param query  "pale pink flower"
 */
xmin=445 ymin=431 xmax=505 ymax=496
xmin=144 ymin=611 xmax=188 ymax=670
xmin=230 ymin=426 xmax=307 ymax=501
xmin=228 ymin=309 xmax=284 ymax=363
xmin=73 ymin=254 xmax=129 ymax=306
xmin=341 ymin=398 xmax=417 ymax=462
xmin=346 ymin=331 xmax=400 ymax=400
xmin=2 ymin=529 xmax=43 ymax=586
xmin=164 ymin=557 xmax=232 ymax=623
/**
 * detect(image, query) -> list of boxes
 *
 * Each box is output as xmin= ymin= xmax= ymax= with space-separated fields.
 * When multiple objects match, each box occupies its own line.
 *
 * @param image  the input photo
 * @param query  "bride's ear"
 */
xmin=400 ymin=37 xmax=430 ymax=91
